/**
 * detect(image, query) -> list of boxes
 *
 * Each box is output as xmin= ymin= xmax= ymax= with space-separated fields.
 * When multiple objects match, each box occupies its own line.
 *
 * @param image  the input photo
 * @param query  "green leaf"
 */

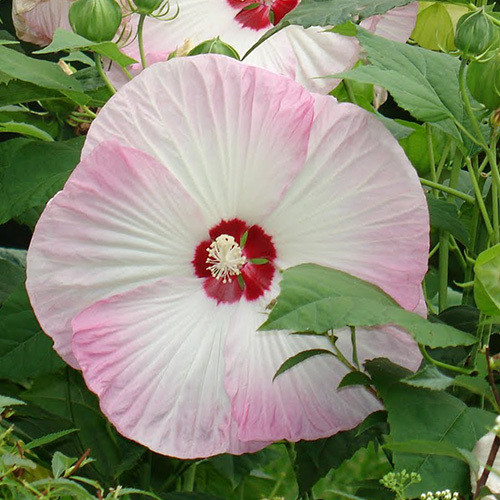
xmin=384 ymin=439 xmax=468 ymax=461
xmin=366 ymin=358 xmax=495 ymax=496
xmin=31 ymin=477 xmax=95 ymax=499
xmin=0 ymin=45 xmax=88 ymax=105
xmin=51 ymin=451 xmax=76 ymax=478
xmin=0 ymin=258 xmax=24 ymax=304
xmin=36 ymin=29 xmax=137 ymax=68
xmin=281 ymin=0 xmax=415 ymax=28
xmin=338 ymin=371 xmax=372 ymax=389
xmin=411 ymin=1 xmax=468 ymax=51
xmin=453 ymin=374 xmax=493 ymax=403
xmin=294 ymin=412 xmax=387 ymax=494
xmin=337 ymin=29 xmax=485 ymax=150
xmin=0 ymin=136 xmax=84 ymax=224
xmin=260 ymin=264 xmax=475 ymax=348
xmin=0 ymin=283 xmax=65 ymax=381
xmin=402 ymin=364 xmax=454 ymax=390
xmin=0 ymin=394 xmax=26 ymax=412
xmin=474 ymin=244 xmax=500 ymax=315
xmin=0 ymin=121 xmax=54 ymax=141
xmin=25 ymin=428 xmax=78 ymax=450
xmin=427 ymin=195 xmax=470 ymax=246
xmin=22 ymin=370 xmax=141 ymax=482
xmin=1 ymin=453 xmax=37 ymax=469
xmin=0 ymin=80 xmax=61 ymax=106
xmin=273 ymin=349 xmax=335 ymax=380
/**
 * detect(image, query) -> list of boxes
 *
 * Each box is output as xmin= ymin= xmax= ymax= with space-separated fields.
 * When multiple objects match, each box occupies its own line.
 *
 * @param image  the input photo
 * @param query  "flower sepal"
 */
xmin=188 ymin=38 xmax=240 ymax=60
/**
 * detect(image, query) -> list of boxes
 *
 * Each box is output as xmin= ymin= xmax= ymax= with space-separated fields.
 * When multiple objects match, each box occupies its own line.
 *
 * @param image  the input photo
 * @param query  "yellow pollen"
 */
xmin=206 ymin=234 xmax=246 ymax=283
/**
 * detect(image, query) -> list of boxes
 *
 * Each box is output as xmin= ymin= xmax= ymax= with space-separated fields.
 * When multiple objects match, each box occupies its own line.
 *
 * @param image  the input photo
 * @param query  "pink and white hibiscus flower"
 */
xmin=12 ymin=0 xmax=417 ymax=93
xmin=117 ymin=0 xmax=418 ymax=92
xmin=27 ymin=55 xmax=429 ymax=458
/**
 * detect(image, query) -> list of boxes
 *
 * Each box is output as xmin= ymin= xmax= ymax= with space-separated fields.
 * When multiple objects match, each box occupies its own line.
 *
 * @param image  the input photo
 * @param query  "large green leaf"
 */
xmin=0 ymin=136 xmax=84 ymax=224
xmin=294 ymin=411 xmax=387 ymax=494
xmin=0 ymin=283 xmax=64 ymax=381
xmin=260 ymin=264 xmax=476 ymax=348
xmin=474 ymin=244 xmax=500 ymax=315
xmin=281 ymin=0 xmax=415 ymax=28
xmin=0 ymin=80 xmax=61 ymax=106
xmin=21 ymin=370 xmax=143 ymax=482
xmin=36 ymin=29 xmax=137 ymax=68
xmin=0 ymin=45 xmax=88 ymax=105
xmin=0 ymin=258 xmax=24 ymax=305
xmin=427 ymin=195 xmax=470 ymax=246
xmin=337 ymin=29 xmax=485 ymax=150
xmin=365 ymin=358 xmax=495 ymax=496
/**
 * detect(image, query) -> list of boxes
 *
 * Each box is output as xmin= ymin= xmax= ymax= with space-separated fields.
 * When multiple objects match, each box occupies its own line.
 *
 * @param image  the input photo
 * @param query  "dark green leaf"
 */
xmin=0 ymin=136 xmax=84 ymax=224
xmin=0 ymin=121 xmax=54 ymax=141
xmin=0 ymin=283 xmax=64 ymax=380
xmin=338 ymin=371 xmax=372 ymax=389
xmin=365 ymin=358 xmax=495 ymax=496
xmin=337 ymin=29 xmax=485 ymax=150
xmin=0 ymin=258 xmax=24 ymax=304
xmin=0 ymin=45 xmax=88 ymax=104
xmin=474 ymin=244 xmax=500 ymax=315
xmin=37 ymin=29 xmax=137 ymax=67
xmin=294 ymin=412 xmax=387 ymax=494
xmin=260 ymin=264 xmax=475 ymax=348
xmin=273 ymin=348 xmax=335 ymax=380
xmin=438 ymin=305 xmax=480 ymax=335
xmin=281 ymin=0 xmax=415 ymax=28
xmin=427 ymin=195 xmax=470 ymax=246
xmin=402 ymin=364 xmax=453 ymax=390
xmin=25 ymin=428 xmax=78 ymax=450
xmin=0 ymin=79 xmax=61 ymax=106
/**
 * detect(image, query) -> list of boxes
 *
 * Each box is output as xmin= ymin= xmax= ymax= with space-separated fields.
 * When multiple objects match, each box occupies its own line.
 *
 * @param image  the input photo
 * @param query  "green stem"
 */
xmin=343 ymin=80 xmax=357 ymax=105
xmin=449 ymin=235 xmax=467 ymax=271
xmin=465 ymin=156 xmax=495 ymax=240
xmin=426 ymin=123 xmax=438 ymax=190
xmin=137 ymin=14 xmax=148 ymax=69
xmin=183 ymin=462 xmax=197 ymax=492
xmin=419 ymin=178 xmax=475 ymax=203
xmin=436 ymin=137 xmax=453 ymax=181
xmin=438 ymin=231 xmax=449 ymax=313
xmin=94 ymin=53 xmax=116 ymax=95
xmin=419 ymin=344 xmax=474 ymax=375
xmin=459 ymin=58 xmax=486 ymax=146
xmin=350 ymin=326 xmax=360 ymax=370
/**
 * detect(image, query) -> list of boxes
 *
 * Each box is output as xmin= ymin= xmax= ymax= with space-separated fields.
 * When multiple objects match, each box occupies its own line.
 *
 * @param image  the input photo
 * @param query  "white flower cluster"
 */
xmin=420 ymin=490 xmax=459 ymax=500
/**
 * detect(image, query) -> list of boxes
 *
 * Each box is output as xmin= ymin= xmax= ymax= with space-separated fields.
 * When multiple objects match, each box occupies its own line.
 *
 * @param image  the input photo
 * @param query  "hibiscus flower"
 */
xmin=12 ymin=0 xmax=418 ymax=93
xmin=27 ymin=55 xmax=429 ymax=458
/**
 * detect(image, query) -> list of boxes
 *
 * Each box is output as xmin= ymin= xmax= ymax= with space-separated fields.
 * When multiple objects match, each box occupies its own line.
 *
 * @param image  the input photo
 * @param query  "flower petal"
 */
xmin=224 ymin=298 xmax=421 ymax=442
xmin=360 ymin=2 xmax=418 ymax=43
xmin=244 ymin=25 xmax=360 ymax=94
xmin=27 ymin=141 xmax=207 ymax=367
xmin=72 ymin=277 xmax=267 ymax=458
xmin=263 ymin=96 xmax=429 ymax=311
xmin=84 ymin=55 xmax=314 ymax=224
xmin=12 ymin=0 xmax=72 ymax=46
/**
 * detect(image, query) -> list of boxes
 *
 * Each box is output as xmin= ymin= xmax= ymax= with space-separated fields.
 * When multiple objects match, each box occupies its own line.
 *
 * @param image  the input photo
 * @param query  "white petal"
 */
xmin=85 ymin=55 xmax=314 ymax=225
xmin=27 ymin=141 xmax=207 ymax=366
xmin=72 ymin=277 xmax=267 ymax=458
xmin=263 ymin=95 xmax=429 ymax=311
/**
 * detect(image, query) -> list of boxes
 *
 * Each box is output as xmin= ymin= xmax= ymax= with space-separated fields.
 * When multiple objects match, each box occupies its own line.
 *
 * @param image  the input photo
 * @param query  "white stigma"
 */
xmin=206 ymin=234 xmax=246 ymax=283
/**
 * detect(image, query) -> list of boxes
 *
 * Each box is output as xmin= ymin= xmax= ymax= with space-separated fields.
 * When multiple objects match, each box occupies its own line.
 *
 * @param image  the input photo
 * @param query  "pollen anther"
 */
xmin=206 ymin=234 xmax=247 ymax=283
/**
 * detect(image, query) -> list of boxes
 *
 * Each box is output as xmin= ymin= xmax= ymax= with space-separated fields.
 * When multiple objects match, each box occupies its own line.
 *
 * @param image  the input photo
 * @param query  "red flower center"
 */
xmin=192 ymin=218 xmax=277 ymax=304
xmin=226 ymin=0 xmax=298 ymax=31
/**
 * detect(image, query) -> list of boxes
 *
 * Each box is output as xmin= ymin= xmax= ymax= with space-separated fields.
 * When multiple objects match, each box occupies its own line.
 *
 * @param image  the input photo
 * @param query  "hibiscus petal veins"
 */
xmin=27 ymin=55 xmax=429 ymax=458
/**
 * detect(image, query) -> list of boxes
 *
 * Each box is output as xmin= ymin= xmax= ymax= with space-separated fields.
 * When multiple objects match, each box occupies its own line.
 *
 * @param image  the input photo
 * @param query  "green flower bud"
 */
xmin=69 ymin=0 xmax=122 ymax=43
xmin=133 ymin=0 xmax=163 ymax=14
xmin=188 ymin=38 xmax=240 ymax=60
xmin=455 ymin=8 xmax=498 ymax=58
xmin=467 ymin=53 xmax=500 ymax=109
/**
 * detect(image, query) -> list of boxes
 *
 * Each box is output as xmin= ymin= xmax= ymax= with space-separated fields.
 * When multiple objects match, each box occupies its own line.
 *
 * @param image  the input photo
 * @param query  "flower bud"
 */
xmin=491 ymin=108 xmax=500 ymax=129
xmin=455 ymin=8 xmax=498 ymax=58
xmin=188 ymin=38 xmax=240 ymax=60
xmin=69 ymin=0 xmax=122 ymax=42
xmin=132 ymin=0 xmax=163 ymax=14
xmin=467 ymin=53 xmax=500 ymax=109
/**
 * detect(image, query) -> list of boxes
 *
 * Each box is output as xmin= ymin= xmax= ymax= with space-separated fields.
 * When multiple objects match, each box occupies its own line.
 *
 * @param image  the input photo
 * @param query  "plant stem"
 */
xmin=94 ymin=53 xmax=116 ymax=95
xmin=426 ymin=124 xmax=438 ymax=190
xmin=465 ymin=156 xmax=495 ymax=240
xmin=438 ymin=231 xmax=449 ymax=313
xmin=436 ymin=137 xmax=453 ymax=181
xmin=474 ymin=434 xmax=500 ymax=498
xmin=137 ymin=14 xmax=148 ymax=69
xmin=350 ymin=326 xmax=360 ymax=370
xmin=419 ymin=178 xmax=475 ymax=203
xmin=419 ymin=344 xmax=475 ymax=375
xmin=183 ymin=462 xmax=197 ymax=492
xmin=343 ymin=80 xmax=357 ymax=104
